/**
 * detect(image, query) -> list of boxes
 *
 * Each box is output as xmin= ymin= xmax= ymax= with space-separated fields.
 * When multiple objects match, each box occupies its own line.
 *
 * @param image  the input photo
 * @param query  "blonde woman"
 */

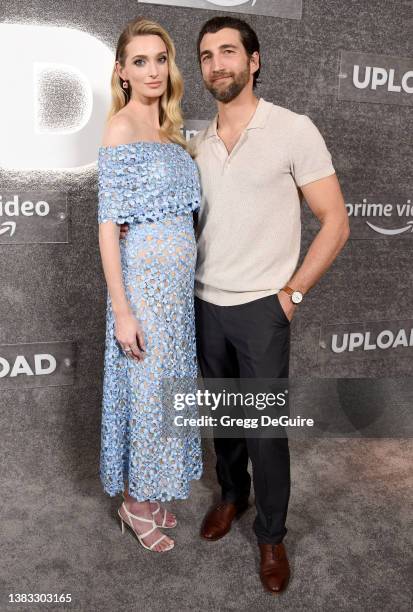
xmin=97 ymin=17 xmax=202 ymax=553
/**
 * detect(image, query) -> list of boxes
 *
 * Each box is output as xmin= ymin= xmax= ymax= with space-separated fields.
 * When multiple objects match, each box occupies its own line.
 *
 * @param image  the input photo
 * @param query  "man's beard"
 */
xmin=205 ymin=64 xmax=251 ymax=103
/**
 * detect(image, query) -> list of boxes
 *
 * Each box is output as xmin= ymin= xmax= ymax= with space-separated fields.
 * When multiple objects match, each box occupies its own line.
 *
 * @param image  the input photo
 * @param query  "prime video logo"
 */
xmin=140 ymin=0 xmax=259 ymax=8
xmin=346 ymin=198 xmax=413 ymax=236
xmin=138 ymin=0 xmax=303 ymax=19
xmin=0 ymin=194 xmax=50 ymax=238
xmin=0 ymin=191 xmax=68 ymax=244
xmin=205 ymin=1 xmax=257 ymax=5
xmin=141 ymin=0 xmax=257 ymax=6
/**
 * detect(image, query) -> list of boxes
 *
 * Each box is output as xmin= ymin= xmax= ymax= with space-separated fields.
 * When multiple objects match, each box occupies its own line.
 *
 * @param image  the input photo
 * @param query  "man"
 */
xmin=191 ymin=15 xmax=349 ymax=595
xmin=120 ymin=15 xmax=350 ymax=594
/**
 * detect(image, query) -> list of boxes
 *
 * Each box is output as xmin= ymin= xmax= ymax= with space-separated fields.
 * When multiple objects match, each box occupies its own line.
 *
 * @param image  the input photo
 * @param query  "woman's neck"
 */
xmin=127 ymin=96 xmax=161 ymax=130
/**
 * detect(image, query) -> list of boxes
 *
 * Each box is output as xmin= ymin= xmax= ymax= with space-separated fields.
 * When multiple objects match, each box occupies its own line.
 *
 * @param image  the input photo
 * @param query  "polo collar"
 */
xmin=205 ymin=97 xmax=271 ymax=139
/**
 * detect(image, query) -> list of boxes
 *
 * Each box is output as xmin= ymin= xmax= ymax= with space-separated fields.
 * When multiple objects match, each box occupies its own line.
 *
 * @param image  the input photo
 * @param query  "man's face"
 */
xmin=199 ymin=28 xmax=258 ymax=103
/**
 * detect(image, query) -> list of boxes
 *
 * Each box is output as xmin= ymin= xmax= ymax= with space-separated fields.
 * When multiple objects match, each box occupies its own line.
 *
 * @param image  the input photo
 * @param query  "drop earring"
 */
xmin=122 ymin=80 xmax=129 ymax=89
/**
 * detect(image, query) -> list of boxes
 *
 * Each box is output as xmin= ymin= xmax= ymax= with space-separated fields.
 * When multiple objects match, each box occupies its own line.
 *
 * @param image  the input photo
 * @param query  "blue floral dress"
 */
xmin=97 ymin=141 xmax=203 ymax=501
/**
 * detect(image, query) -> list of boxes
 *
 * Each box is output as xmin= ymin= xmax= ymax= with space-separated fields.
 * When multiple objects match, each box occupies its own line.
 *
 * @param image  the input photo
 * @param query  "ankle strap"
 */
xmin=122 ymin=502 xmax=153 ymax=523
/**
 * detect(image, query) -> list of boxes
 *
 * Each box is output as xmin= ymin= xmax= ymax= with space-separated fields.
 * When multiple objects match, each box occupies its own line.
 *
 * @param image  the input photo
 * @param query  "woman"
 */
xmin=98 ymin=17 xmax=202 ymax=553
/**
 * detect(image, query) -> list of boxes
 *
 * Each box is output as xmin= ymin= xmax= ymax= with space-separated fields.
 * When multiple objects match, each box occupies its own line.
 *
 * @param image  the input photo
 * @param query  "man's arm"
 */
xmin=278 ymin=173 xmax=350 ymax=319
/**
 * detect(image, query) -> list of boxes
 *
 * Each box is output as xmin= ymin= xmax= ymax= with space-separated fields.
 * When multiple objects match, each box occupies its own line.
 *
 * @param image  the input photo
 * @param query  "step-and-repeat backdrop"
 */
xmin=0 ymin=1 xmax=411 ymax=480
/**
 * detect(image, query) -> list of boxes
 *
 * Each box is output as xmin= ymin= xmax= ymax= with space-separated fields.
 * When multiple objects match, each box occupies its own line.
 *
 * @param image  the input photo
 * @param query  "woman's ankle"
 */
xmin=124 ymin=497 xmax=150 ymax=514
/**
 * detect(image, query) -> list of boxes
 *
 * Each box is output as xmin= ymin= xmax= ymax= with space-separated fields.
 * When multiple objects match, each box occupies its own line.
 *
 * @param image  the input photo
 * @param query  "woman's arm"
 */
xmin=98 ymin=114 xmax=146 ymax=360
xmin=98 ymin=221 xmax=145 ymax=361
xmin=98 ymin=221 xmax=130 ymax=316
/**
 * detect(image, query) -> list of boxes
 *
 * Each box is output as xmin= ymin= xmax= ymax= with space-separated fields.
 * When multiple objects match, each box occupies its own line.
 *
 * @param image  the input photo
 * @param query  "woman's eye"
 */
xmin=158 ymin=56 xmax=167 ymax=63
xmin=134 ymin=59 xmax=145 ymax=66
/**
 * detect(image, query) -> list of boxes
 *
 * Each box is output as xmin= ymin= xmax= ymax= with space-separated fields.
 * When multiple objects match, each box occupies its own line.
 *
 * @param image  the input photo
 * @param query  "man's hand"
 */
xmin=277 ymin=290 xmax=296 ymax=322
xmin=119 ymin=223 xmax=129 ymax=240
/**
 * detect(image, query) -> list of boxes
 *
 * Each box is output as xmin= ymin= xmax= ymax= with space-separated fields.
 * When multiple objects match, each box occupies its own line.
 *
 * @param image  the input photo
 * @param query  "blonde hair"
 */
xmin=108 ymin=17 xmax=187 ymax=150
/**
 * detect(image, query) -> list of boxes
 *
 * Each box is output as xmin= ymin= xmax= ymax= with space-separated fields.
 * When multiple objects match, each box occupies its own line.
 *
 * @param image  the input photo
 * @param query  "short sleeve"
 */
xmin=97 ymin=148 xmax=126 ymax=224
xmin=290 ymin=115 xmax=336 ymax=187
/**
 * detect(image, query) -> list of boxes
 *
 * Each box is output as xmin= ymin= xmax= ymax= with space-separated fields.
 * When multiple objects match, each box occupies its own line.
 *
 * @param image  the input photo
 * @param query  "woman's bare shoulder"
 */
xmin=101 ymin=112 xmax=137 ymax=147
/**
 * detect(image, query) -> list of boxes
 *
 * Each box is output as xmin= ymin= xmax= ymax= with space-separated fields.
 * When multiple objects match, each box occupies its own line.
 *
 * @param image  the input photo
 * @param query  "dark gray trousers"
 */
xmin=195 ymin=293 xmax=291 ymax=544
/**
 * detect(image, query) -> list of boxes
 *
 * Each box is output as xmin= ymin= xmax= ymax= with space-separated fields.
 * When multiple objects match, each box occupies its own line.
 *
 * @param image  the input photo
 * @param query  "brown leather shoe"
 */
xmin=200 ymin=501 xmax=248 ymax=541
xmin=259 ymin=543 xmax=290 ymax=594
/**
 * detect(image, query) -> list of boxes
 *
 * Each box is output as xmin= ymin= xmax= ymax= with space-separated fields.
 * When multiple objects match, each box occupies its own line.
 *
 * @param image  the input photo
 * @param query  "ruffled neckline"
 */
xmin=99 ymin=141 xmax=180 ymax=152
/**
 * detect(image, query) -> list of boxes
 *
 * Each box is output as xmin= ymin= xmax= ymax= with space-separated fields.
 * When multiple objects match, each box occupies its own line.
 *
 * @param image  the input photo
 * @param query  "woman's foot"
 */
xmin=119 ymin=500 xmax=174 ymax=552
xmin=149 ymin=502 xmax=177 ymax=528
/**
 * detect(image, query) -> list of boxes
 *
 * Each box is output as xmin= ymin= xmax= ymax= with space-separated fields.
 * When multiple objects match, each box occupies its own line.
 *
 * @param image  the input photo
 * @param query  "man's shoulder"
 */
xmin=261 ymin=100 xmax=326 ymax=146
xmin=263 ymin=100 xmax=306 ymax=129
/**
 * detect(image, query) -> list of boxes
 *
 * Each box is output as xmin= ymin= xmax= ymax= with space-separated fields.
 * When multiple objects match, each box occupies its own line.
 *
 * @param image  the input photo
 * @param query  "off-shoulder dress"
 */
xmin=97 ymin=141 xmax=203 ymax=501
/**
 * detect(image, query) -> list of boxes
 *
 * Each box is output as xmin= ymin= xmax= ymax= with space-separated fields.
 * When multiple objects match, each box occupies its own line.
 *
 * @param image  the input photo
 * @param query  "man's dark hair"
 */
xmin=197 ymin=16 xmax=261 ymax=88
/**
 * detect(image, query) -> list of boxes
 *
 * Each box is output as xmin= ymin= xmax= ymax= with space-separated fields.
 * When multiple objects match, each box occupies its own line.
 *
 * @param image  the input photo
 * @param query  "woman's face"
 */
xmin=117 ymin=34 xmax=169 ymax=100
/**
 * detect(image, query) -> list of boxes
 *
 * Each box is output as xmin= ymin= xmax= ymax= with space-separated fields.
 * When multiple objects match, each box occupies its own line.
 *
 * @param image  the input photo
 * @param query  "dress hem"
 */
xmin=100 ymin=471 xmax=203 ymax=502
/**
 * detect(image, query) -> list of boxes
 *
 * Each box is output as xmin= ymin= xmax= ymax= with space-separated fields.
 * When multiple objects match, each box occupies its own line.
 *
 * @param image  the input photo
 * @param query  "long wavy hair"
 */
xmin=108 ymin=17 xmax=187 ymax=149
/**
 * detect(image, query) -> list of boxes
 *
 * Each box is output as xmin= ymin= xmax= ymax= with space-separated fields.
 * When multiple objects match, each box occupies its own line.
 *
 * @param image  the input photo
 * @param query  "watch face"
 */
xmin=292 ymin=291 xmax=303 ymax=304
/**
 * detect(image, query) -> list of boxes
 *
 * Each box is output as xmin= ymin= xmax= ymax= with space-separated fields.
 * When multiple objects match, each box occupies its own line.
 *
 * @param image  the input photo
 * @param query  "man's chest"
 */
xmin=196 ymin=138 xmax=291 ymax=199
xmin=215 ymin=129 xmax=243 ymax=155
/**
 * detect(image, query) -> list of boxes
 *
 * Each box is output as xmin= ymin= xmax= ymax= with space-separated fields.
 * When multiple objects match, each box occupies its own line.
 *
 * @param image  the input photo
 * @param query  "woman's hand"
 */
xmin=114 ymin=311 xmax=146 ymax=361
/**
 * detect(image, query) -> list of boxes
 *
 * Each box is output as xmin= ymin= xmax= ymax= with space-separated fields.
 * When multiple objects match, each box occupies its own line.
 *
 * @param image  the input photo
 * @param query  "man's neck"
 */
xmin=216 ymin=90 xmax=260 ymax=132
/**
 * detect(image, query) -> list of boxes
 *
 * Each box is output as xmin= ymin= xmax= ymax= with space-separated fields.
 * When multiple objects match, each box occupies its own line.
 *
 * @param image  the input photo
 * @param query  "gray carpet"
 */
xmin=1 ymin=437 xmax=412 ymax=611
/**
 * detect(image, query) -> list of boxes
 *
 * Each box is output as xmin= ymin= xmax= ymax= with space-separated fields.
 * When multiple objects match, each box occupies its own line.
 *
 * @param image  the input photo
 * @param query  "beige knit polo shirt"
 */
xmin=189 ymin=98 xmax=336 ymax=306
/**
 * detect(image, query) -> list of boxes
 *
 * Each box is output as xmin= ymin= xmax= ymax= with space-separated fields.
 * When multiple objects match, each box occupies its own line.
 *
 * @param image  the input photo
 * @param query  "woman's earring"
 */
xmin=122 ymin=80 xmax=129 ymax=89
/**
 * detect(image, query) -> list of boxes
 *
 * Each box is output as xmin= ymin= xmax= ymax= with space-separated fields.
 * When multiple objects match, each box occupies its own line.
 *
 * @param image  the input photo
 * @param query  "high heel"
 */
xmin=122 ymin=493 xmax=177 ymax=529
xmin=118 ymin=502 xmax=174 ymax=552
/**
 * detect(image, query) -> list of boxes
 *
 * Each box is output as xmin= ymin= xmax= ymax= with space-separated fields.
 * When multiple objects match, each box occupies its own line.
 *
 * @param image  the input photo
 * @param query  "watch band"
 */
xmin=281 ymin=285 xmax=304 ymax=305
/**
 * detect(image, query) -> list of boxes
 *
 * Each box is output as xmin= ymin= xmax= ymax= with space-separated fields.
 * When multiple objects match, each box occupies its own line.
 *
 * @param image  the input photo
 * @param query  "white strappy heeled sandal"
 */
xmin=121 ymin=493 xmax=177 ymax=529
xmin=118 ymin=502 xmax=174 ymax=552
